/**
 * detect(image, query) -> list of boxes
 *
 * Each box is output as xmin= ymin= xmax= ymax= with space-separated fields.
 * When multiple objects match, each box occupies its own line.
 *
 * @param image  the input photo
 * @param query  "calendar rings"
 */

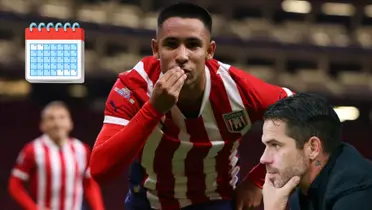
xmin=71 ymin=23 xmax=80 ymax=31
xmin=37 ymin=23 xmax=46 ymax=32
xmin=28 ymin=22 xmax=81 ymax=32
xmin=55 ymin=22 xmax=63 ymax=32
xmin=46 ymin=23 xmax=54 ymax=32
xmin=28 ymin=22 xmax=38 ymax=32
xmin=63 ymin=23 xmax=71 ymax=32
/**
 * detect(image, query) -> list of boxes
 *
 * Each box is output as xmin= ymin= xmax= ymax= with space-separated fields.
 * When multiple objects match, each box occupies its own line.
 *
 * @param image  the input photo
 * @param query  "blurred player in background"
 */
xmin=8 ymin=101 xmax=105 ymax=210
xmin=90 ymin=2 xmax=294 ymax=210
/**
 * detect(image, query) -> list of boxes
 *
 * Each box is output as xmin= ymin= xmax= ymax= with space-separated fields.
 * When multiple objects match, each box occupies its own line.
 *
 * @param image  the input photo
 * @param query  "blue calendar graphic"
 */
xmin=25 ymin=22 xmax=85 ymax=83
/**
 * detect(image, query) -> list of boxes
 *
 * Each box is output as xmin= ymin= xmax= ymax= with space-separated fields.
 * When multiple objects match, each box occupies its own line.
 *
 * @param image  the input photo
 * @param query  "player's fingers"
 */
xmin=173 ymin=73 xmax=187 ymax=90
xmin=170 ymin=74 xmax=187 ymax=94
xmin=160 ymin=68 xmax=178 ymax=81
xmin=162 ymin=67 xmax=183 ymax=82
xmin=166 ymin=71 xmax=185 ymax=89
xmin=165 ymin=67 xmax=187 ymax=86
xmin=156 ymin=70 xmax=182 ymax=90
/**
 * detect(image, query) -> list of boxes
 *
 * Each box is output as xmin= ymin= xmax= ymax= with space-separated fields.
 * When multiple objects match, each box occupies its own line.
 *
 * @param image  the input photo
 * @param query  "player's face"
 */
xmin=260 ymin=119 xmax=309 ymax=188
xmin=40 ymin=106 xmax=73 ymax=141
xmin=152 ymin=17 xmax=216 ymax=87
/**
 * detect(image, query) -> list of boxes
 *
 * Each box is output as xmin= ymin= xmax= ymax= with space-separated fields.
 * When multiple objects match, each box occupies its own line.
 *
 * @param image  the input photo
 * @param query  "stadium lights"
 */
xmin=68 ymin=85 xmax=87 ymax=98
xmin=333 ymin=106 xmax=360 ymax=122
xmin=0 ymin=80 xmax=30 ymax=96
xmin=365 ymin=5 xmax=372 ymax=17
xmin=281 ymin=0 xmax=311 ymax=14
xmin=321 ymin=3 xmax=355 ymax=16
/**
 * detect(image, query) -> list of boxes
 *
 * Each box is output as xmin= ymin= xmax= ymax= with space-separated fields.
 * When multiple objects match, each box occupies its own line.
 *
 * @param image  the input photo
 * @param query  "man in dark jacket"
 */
xmin=259 ymin=93 xmax=372 ymax=210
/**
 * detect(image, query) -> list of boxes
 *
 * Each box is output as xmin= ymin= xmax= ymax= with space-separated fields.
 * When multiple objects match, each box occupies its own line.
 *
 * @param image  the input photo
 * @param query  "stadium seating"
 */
xmin=0 ymin=0 xmax=371 ymax=96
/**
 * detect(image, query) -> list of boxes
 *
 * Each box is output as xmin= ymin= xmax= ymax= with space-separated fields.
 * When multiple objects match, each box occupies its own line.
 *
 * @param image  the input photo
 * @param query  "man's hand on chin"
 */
xmin=235 ymin=179 xmax=262 ymax=210
xmin=262 ymin=174 xmax=300 ymax=210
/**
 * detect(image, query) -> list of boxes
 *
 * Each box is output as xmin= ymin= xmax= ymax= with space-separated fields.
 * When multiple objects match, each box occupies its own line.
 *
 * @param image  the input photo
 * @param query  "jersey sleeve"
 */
xmin=91 ymin=76 xmax=164 ymax=182
xmin=229 ymin=66 xmax=295 ymax=122
xmin=11 ymin=143 xmax=35 ymax=181
xmin=103 ymin=78 xmax=141 ymax=126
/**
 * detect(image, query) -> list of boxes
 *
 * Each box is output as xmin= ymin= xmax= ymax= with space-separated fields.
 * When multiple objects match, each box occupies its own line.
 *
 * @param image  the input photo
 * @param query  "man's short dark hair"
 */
xmin=157 ymin=2 xmax=212 ymax=33
xmin=264 ymin=93 xmax=342 ymax=154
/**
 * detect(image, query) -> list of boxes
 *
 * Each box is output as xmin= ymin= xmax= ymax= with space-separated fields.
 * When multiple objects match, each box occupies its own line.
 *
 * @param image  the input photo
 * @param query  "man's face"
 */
xmin=40 ymin=106 xmax=73 ymax=141
xmin=152 ymin=17 xmax=216 ymax=87
xmin=260 ymin=119 xmax=310 ymax=188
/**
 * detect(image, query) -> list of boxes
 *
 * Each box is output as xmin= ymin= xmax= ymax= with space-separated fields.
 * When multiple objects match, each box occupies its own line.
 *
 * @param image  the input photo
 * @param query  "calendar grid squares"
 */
xmin=29 ymin=43 xmax=79 ymax=77
xmin=25 ymin=40 xmax=84 ymax=83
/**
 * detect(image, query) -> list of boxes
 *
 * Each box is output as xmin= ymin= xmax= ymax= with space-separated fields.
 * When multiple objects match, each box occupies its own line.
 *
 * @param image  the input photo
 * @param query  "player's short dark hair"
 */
xmin=264 ymin=93 xmax=341 ymax=154
xmin=157 ymin=2 xmax=212 ymax=33
xmin=41 ymin=100 xmax=70 ymax=118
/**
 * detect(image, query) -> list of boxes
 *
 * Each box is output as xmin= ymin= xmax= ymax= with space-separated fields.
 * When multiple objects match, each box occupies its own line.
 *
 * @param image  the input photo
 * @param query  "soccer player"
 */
xmin=260 ymin=93 xmax=372 ymax=210
xmin=8 ymin=101 xmax=105 ymax=210
xmin=90 ymin=2 xmax=294 ymax=210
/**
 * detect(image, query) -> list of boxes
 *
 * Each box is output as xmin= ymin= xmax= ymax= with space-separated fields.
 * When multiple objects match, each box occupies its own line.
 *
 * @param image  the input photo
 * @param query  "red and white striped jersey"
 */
xmin=103 ymin=56 xmax=293 ymax=209
xmin=11 ymin=134 xmax=91 ymax=210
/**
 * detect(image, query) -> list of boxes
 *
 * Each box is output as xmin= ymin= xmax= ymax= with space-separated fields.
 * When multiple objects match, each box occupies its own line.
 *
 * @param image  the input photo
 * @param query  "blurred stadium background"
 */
xmin=0 ymin=0 xmax=371 ymax=209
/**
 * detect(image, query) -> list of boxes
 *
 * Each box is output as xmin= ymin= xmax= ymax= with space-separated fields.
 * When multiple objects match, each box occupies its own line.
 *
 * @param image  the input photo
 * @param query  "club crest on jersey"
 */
xmin=223 ymin=110 xmax=249 ymax=133
xmin=114 ymin=87 xmax=135 ymax=104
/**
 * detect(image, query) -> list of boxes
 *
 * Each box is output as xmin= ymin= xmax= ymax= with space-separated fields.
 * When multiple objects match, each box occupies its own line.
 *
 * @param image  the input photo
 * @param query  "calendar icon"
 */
xmin=25 ymin=22 xmax=85 ymax=83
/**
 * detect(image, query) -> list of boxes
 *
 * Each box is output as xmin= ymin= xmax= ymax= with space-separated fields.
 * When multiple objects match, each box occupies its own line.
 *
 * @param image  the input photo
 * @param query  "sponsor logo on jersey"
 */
xmin=114 ymin=87 xmax=135 ymax=104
